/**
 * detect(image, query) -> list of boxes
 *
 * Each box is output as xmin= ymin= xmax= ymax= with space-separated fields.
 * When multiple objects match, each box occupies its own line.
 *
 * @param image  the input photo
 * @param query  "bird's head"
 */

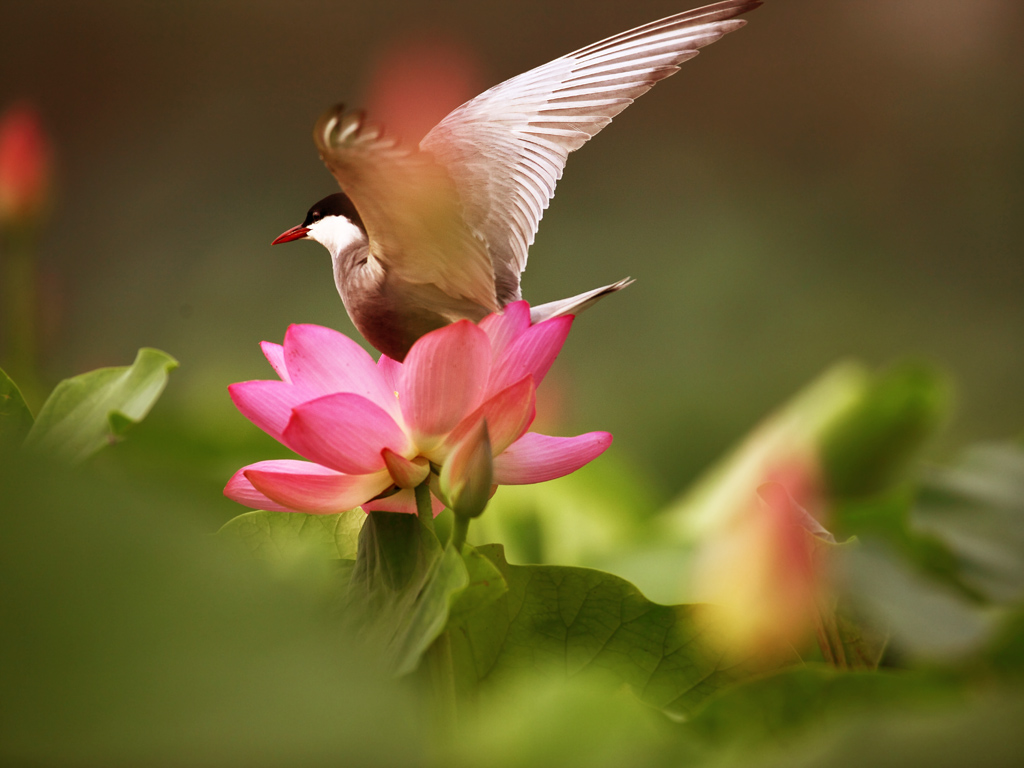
xmin=271 ymin=192 xmax=366 ymax=256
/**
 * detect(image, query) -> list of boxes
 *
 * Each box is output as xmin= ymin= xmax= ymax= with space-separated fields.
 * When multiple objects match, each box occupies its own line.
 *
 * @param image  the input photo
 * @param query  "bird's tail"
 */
xmin=529 ymin=277 xmax=634 ymax=324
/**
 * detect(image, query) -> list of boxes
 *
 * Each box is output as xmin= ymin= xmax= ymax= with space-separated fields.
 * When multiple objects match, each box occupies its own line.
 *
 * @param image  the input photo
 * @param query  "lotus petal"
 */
xmin=244 ymin=460 xmax=390 ymax=514
xmin=493 ymin=431 xmax=612 ymax=485
xmin=399 ymin=320 xmax=490 ymax=441
xmin=285 ymin=392 xmax=411 ymax=474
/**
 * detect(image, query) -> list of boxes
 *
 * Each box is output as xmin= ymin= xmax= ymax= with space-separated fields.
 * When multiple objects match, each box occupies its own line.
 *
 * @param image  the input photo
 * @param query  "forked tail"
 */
xmin=529 ymin=277 xmax=634 ymax=324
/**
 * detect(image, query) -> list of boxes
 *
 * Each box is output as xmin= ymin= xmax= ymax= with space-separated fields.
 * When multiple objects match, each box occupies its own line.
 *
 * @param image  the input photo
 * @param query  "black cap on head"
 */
xmin=301 ymin=192 xmax=365 ymax=231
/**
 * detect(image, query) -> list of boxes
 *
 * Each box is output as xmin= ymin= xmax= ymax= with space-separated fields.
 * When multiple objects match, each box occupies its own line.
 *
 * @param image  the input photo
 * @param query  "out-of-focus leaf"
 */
xmin=348 ymin=511 xmax=470 ymax=676
xmin=0 ymin=366 xmax=33 ymax=448
xmin=747 ymin=690 xmax=1024 ymax=768
xmin=837 ymin=542 xmax=992 ymax=660
xmin=682 ymin=664 xmax=962 ymax=751
xmin=0 ymin=451 xmax=423 ymax=767
xmin=446 ymin=674 xmax=682 ymax=768
xmin=447 ymin=544 xmax=507 ymax=628
xmin=831 ymin=489 xmax=965 ymax=589
xmin=821 ymin=362 xmax=949 ymax=499
xmin=835 ymin=606 xmax=889 ymax=670
xmin=472 ymin=455 xmax=660 ymax=567
xmin=23 ymin=347 xmax=177 ymax=463
xmin=219 ymin=508 xmax=364 ymax=562
xmin=661 ymin=362 xmax=868 ymax=542
xmin=450 ymin=544 xmax=794 ymax=717
xmin=986 ymin=609 xmax=1024 ymax=677
xmin=914 ymin=443 xmax=1024 ymax=605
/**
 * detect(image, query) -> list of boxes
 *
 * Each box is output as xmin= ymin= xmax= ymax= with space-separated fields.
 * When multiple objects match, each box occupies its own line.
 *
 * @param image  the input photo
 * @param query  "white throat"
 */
xmin=306 ymin=216 xmax=367 ymax=263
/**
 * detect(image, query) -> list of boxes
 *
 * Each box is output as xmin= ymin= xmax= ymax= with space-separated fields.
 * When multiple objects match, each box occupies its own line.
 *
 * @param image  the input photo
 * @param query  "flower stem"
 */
xmin=1 ymin=228 xmax=42 ymax=409
xmin=450 ymin=514 xmax=470 ymax=552
xmin=414 ymin=480 xmax=434 ymax=534
xmin=423 ymin=630 xmax=457 ymax=738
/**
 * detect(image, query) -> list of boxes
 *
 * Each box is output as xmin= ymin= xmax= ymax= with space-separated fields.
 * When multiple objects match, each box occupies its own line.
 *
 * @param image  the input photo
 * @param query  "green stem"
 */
xmin=451 ymin=514 xmax=470 ymax=552
xmin=414 ymin=480 xmax=434 ymax=534
xmin=423 ymin=630 xmax=458 ymax=738
xmin=1 ymin=227 xmax=41 ymax=409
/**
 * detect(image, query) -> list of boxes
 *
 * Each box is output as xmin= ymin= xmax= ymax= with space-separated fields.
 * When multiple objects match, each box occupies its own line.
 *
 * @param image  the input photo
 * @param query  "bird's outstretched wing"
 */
xmin=420 ymin=0 xmax=761 ymax=305
xmin=314 ymin=107 xmax=500 ymax=312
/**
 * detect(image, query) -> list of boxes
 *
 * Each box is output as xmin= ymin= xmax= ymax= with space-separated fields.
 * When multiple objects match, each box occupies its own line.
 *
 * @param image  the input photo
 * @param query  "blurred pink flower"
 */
xmin=225 ymin=302 xmax=612 ymax=516
xmin=694 ymin=462 xmax=835 ymax=658
xmin=0 ymin=103 xmax=51 ymax=225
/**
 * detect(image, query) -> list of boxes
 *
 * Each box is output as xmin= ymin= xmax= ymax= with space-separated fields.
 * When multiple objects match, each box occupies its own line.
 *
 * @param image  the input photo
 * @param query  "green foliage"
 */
xmin=449 ymin=544 xmax=792 ymax=716
xmin=821 ymin=362 xmax=949 ymax=499
xmin=6 ymin=351 xmax=1023 ymax=766
xmin=914 ymin=443 xmax=1024 ymax=605
xmin=682 ymin=665 xmax=963 ymax=750
xmin=0 ymin=451 xmax=424 ymax=767
xmin=219 ymin=508 xmax=364 ymax=562
xmin=0 ymin=366 xmax=34 ymax=448
xmin=22 ymin=347 xmax=178 ymax=463
xmin=348 ymin=512 xmax=510 ymax=676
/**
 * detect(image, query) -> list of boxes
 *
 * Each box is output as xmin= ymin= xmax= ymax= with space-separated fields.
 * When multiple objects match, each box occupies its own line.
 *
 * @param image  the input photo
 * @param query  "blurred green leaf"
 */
xmin=661 ymin=362 xmax=868 ymax=542
xmin=0 ymin=451 xmax=423 ymax=767
xmin=219 ymin=508 xmax=364 ymax=562
xmin=472 ymin=455 xmax=660 ymax=567
xmin=349 ymin=512 xmax=470 ymax=676
xmin=447 ymin=674 xmax=680 ymax=768
xmin=914 ymin=443 xmax=1024 ymax=605
xmin=682 ymin=665 xmax=962 ymax=751
xmin=986 ymin=609 xmax=1024 ymax=678
xmin=0 ymin=366 xmax=33 ymax=448
xmin=23 ymin=347 xmax=178 ymax=463
xmin=448 ymin=544 xmax=508 ymax=628
xmin=837 ymin=542 xmax=992 ymax=661
xmin=821 ymin=362 xmax=949 ymax=499
xmin=451 ymin=544 xmax=792 ymax=717
xmin=746 ymin=691 xmax=1024 ymax=768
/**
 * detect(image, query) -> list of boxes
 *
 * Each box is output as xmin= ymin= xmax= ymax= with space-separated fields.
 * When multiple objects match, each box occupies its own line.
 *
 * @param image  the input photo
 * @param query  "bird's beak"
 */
xmin=271 ymin=225 xmax=310 ymax=245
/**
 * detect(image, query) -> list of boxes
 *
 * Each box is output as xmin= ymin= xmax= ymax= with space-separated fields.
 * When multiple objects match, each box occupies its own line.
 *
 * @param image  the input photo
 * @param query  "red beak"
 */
xmin=271 ymin=225 xmax=310 ymax=245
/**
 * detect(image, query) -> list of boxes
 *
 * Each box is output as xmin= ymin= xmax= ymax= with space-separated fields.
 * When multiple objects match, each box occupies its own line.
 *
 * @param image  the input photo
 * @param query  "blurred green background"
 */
xmin=2 ymin=0 xmax=1022 ymax=508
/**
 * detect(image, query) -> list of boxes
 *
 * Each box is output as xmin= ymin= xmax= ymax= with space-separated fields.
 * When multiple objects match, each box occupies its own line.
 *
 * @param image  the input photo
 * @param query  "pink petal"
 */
xmin=479 ymin=301 xmax=531 ymax=359
xmin=260 ymin=341 xmax=290 ymax=382
xmin=362 ymin=487 xmax=446 ymax=516
xmin=399 ymin=320 xmax=491 ymax=440
xmin=488 ymin=315 xmax=572 ymax=397
xmin=377 ymin=354 xmax=403 ymax=397
xmin=444 ymin=376 xmax=536 ymax=458
xmin=244 ymin=461 xmax=391 ymax=514
xmin=228 ymin=379 xmax=315 ymax=443
xmin=382 ymin=447 xmax=430 ymax=489
xmin=493 ymin=431 xmax=612 ymax=485
xmin=283 ymin=324 xmax=399 ymax=418
xmin=284 ymin=392 xmax=411 ymax=475
xmin=224 ymin=466 xmax=296 ymax=512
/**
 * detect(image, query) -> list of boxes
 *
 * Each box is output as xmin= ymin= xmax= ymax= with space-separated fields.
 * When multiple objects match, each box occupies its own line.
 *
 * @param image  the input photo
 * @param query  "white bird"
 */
xmin=273 ymin=0 xmax=761 ymax=361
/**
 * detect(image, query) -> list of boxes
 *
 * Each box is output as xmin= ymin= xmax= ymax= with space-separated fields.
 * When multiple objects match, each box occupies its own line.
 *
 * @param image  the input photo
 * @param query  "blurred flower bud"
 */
xmin=0 ymin=104 xmax=51 ymax=227
xmin=695 ymin=467 xmax=833 ymax=659
xmin=440 ymin=418 xmax=493 ymax=519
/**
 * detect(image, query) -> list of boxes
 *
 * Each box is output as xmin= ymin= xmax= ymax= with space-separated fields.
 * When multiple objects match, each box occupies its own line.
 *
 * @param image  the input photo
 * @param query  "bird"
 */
xmin=272 ymin=0 xmax=761 ymax=362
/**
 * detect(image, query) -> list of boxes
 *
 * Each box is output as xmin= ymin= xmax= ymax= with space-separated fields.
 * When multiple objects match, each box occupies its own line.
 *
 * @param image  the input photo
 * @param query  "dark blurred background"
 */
xmin=2 ymin=0 xmax=1022 ymax=505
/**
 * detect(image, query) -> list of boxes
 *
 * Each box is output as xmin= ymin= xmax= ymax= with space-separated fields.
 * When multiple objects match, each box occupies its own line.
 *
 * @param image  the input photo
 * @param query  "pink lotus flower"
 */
xmin=225 ymin=302 xmax=612 ymax=516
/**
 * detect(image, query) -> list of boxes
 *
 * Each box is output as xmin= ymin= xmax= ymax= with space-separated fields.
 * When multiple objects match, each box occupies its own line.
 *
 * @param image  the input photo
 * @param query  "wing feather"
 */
xmin=313 ymin=106 xmax=499 ymax=311
xmin=420 ymin=0 xmax=760 ymax=304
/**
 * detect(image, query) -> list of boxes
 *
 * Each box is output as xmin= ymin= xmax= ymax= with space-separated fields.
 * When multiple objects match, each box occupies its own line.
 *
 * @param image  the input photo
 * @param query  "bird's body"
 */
xmin=274 ymin=0 xmax=761 ymax=361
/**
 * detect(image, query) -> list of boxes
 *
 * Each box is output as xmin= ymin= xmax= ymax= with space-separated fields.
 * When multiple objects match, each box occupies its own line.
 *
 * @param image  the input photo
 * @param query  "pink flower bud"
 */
xmin=439 ymin=418 xmax=493 ymax=519
xmin=0 ymin=104 xmax=51 ymax=225
xmin=694 ymin=465 xmax=833 ymax=658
